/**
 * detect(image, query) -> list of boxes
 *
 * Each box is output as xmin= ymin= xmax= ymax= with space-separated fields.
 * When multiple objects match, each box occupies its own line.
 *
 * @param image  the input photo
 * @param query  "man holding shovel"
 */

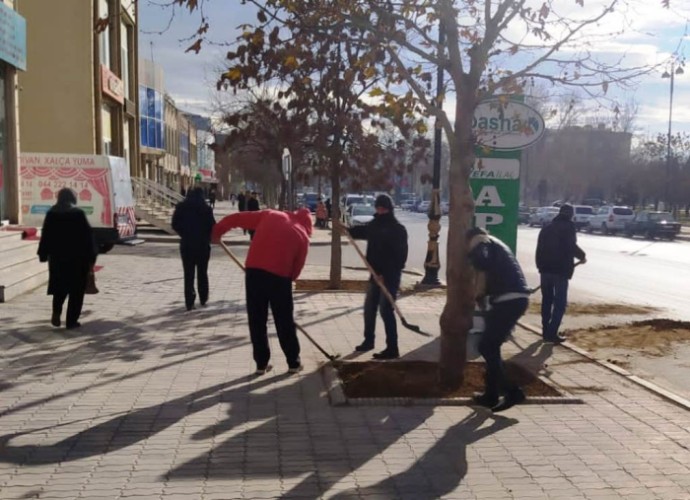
xmin=211 ymin=208 xmax=312 ymax=375
xmin=535 ymin=204 xmax=586 ymax=343
xmin=338 ymin=194 xmax=408 ymax=360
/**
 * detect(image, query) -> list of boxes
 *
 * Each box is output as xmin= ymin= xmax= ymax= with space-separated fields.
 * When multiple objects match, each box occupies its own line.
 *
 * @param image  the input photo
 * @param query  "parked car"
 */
xmin=528 ymin=207 xmax=559 ymax=227
xmin=586 ymin=205 xmax=635 ymax=235
xmin=417 ymin=200 xmax=431 ymax=213
xmin=400 ymin=199 xmax=417 ymax=211
xmin=572 ymin=205 xmax=594 ymax=230
xmin=303 ymin=193 xmax=319 ymax=212
xmin=440 ymin=200 xmax=449 ymax=215
xmin=518 ymin=205 xmax=531 ymax=224
xmin=340 ymin=194 xmax=374 ymax=221
xmin=624 ymin=211 xmax=681 ymax=240
xmin=345 ymin=203 xmax=376 ymax=227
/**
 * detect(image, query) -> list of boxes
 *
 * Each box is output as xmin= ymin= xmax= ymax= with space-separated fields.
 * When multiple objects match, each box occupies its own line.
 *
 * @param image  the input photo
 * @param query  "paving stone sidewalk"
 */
xmin=0 ymin=243 xmax=689 ymax=499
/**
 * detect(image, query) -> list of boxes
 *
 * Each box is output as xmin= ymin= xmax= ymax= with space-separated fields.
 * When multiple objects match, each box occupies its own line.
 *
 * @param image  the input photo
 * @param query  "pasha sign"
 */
xmin=473 ymin=98 xmax=545 ymax=151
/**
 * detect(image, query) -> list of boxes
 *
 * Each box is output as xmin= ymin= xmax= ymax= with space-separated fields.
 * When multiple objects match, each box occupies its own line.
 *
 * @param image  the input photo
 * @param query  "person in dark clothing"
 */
xmin=172 ymin=187 xmax=216 ymax=311
xmin=208 ymin=188 xmax=217 ymax=209
xmin=344 ymin=194 xmax=408 ymax=360
xmin=37 ymin=188 xmax=97 ymax=329
xmin=237 ymin=192 xmax=246 ymax=212
xmin=246 ymin=192 xmax=260 ymax=239
xmin=325 ymin=198 xmax=332 ymax=221
xmin=212 ymin=209 xmax=312 ymax=375
xmin=467 ymin=227 xmax=530 ymax=412
xmin=536 ymin=204 xmax=586 ymax=343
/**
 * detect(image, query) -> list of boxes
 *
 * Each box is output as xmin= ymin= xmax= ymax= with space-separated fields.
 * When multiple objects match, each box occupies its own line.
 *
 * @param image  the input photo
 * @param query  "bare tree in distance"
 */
xmin=172 ymin=0 xmax=665 ymax=388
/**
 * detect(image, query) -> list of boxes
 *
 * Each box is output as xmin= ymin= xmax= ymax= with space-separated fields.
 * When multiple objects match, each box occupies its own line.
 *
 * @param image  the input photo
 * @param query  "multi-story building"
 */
xmin=139 ymin=58 xmax=165 ymax=182
xmin=522 ymin=125 xmax=632 ymax=205
xmin=17 ymin=0 xmax=139 ymax=176
xmin=187 ymin=113 xmax=217 ymax=191
xmin=0 ymin=0 xmax=25 ymax=224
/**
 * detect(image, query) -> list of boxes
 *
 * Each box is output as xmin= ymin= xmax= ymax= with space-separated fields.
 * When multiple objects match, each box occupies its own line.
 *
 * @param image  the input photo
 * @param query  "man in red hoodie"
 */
xmin=212 ymin=208 xmax=312 ymax=375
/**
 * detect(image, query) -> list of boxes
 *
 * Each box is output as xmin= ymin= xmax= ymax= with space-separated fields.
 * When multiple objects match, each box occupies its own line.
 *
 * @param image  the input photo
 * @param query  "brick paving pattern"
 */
xmin=0 ymin=243 xmax=689 ymax=499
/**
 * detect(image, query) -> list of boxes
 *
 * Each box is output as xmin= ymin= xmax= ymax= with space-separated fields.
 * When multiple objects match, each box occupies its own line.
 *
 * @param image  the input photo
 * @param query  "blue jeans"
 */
xmin=540 ymin=273 xmax=569 ymax=339
xmin=363 ymin=275 xmax=400 ymax=351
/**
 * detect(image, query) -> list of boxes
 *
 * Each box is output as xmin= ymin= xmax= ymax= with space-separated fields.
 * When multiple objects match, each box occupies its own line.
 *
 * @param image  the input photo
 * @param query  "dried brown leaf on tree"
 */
xmin=185 ymin=39 xmax=203 ymax=54
xmin=94 ymin=16 xmax=109 ymax=34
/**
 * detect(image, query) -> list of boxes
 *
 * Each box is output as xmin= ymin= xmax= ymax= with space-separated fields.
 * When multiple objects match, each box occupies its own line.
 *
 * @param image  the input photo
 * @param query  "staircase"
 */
xmin=132 ymin=177 xmax=184 ymax=235
xmin=0 ymin=230 xmax=48 ymax=303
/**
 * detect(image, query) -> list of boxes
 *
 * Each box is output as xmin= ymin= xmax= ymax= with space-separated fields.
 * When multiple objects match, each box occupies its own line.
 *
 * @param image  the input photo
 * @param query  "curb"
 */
xmin=517 ymin=320 xmax=690 ymax=411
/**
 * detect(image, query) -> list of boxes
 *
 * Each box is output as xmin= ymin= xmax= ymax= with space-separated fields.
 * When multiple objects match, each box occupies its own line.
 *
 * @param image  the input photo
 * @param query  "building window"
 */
xmin=120 ymin=21 xmax=132 ymax=99
xmin=180 ymin=132 xmax=190 ymax=167
xmin=102 ymin=105 xmax=113 ymax=155
xmin=139 ymin=86 xmax=164 ymax=150
xmin=99 ymin=0 xmax=110 ymax=68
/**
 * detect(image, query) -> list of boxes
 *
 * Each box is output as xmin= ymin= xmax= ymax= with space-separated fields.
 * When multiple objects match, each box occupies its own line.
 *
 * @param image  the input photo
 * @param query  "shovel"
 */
xmin=218 ymin=241 xmax=341 ymax=362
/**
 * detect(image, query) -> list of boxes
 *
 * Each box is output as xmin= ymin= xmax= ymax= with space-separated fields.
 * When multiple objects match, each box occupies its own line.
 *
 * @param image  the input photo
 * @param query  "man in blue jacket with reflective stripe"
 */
xmin=467 ymin=227 xmax=530 ymax=412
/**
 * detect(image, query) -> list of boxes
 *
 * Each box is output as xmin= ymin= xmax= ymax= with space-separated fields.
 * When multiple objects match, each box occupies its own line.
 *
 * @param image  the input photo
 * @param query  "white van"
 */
xmin=20 ymin=153 xmax=136 ymax=253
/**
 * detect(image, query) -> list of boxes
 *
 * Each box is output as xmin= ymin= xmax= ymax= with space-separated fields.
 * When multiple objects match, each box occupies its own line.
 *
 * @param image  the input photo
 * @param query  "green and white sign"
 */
xmin=470 ymin=158 xmax=521 ymax=251
xmin=470 ymin=96 xmax=546 ymax=252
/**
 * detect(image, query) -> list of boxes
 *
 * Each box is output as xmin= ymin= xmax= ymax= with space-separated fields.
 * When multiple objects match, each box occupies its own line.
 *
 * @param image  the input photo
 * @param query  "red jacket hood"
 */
xmin=291 ymin=208 xmax=313 ymax=236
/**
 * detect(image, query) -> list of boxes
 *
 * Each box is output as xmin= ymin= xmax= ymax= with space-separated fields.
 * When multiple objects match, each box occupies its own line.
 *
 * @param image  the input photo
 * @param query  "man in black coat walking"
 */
xmin=38 ymin=188 xmax=97 ymax=329
xmin=172 ymin=187 xmax=216 ymax=311
xmin=345 ymin=194 xmax=408 ymax=360
xmin=535 ymin=204 xmax=586 ymax=343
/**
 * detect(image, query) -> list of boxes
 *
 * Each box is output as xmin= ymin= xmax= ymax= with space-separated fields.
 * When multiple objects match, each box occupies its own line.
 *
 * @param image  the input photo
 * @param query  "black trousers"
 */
xmin=245 ymin=268 xmax=301 ymax=369
xmin=52 ymin=289 xmax=85 ymax=327
xmin=181 ymin=245 xmax=210 ymax=309
xmin=478 ymin=298 xmax=528 ymax=398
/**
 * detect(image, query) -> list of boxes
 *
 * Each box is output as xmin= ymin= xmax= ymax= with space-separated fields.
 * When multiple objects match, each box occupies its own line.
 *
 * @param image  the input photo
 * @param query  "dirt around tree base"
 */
xmin=296 ymin=279 xmax=369 ymax=292
xmin=335 ymin=360 xmax=562 ymax=398
xmin=566 ymin=319 xmax=690 ymax=357
xmin=528 ymin=302 xmax=658 ymax=316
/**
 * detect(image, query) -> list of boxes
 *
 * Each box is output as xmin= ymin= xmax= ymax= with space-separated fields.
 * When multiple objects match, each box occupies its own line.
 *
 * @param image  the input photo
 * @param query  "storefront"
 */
xmin=0 ymin=2 xmax=25 ymax=224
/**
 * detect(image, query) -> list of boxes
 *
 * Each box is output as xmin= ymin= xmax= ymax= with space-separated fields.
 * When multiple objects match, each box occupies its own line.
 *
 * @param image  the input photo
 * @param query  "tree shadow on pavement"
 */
xmin=165 ymin=368 xmax=436 ymax=497
xmin=329 ymin=411 xmax=517 ymax=499
xmin=0 ymin=373 xmax=264 ymax=465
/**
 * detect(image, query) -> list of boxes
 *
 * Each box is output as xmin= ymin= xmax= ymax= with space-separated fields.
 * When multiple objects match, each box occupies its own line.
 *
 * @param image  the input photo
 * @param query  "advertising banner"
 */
xmin=20 ymin=154 xmax=113 ymax=229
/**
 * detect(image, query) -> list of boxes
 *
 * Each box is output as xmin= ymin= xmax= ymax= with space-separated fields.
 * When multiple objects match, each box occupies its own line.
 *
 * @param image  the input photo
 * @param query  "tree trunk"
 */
xmin=439 ymin=94 xmax=477 ymax=389
xmin=329 ymin=163 xmax=342 ymax=289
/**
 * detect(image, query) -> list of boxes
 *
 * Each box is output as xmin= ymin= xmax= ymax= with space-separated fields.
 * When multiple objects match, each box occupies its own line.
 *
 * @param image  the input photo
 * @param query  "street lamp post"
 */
xmin=662 ymin=61 xmax=684 ymax=212
xmin=282 ymin=148 xmax=293 ymax=210
xmin=420 ymin=23 xmax=445 ymax=287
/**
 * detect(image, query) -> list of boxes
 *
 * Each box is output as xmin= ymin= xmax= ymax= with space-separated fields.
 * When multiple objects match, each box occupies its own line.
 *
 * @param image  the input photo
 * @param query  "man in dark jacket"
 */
xmin=346 ymin=194 xmax=408 ymax=360
xmin=536 ymin=204 xmax=586 ymax=343
xmin=246 ymin=192 xmax=260 ymax=239
xmin=38 ymin=188 xmax=97 ymax=329
xmin=172 ymin=187 xmax=216 ymax=311
xmin=467 ymin=227 xmax=530 ymax=412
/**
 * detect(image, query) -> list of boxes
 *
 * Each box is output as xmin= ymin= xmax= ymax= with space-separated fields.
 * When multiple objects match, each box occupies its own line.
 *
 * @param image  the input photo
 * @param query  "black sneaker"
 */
xmin=51 ymin=312 xmax=61 ymax=328
xmin=254 ymin=364 xmax=273 ymax=376
xmin=65 ymin=322 xmax=81 ymax=330
xmin=492 ymin=390 xmax=526 ymax=412
xmin=543 ymin=335 xmax=566 ymax=344
xmin=355 ymin=341 xmax=375 ymax=352
xmin=472 ymin=392 xmax=499 ymax=408
xmin=372 ymin=349 xmax=399 ymax=360
xmin=287 ymin=364 xmax=304 ymax=374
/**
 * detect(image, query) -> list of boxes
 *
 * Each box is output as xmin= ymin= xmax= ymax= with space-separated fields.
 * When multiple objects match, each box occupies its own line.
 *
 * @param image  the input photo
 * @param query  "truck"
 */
xmin=20 ymin=153 xmax=136 ymax=253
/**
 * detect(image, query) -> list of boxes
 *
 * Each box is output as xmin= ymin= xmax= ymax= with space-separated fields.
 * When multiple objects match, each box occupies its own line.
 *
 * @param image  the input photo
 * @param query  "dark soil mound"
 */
xmin=336 ymin=360 xmax=561 ymax=398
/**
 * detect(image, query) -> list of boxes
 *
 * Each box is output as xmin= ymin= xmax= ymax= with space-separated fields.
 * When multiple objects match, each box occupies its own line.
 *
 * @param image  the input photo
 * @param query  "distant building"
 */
xmin=17 ymin=0 xmax=139 ymax=177
xmin=522 ymin=125 xmax=632 ymax=206
xmin=139 ymin=59 xmax=165 ymax=181
xmin=0 ymin=0 xmax=25 ymax=224
xmin=186 ymin=113 xmax=216 ymax=189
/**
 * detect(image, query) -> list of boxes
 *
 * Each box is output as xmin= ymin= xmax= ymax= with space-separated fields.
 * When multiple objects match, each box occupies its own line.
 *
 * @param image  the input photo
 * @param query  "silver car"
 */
xmin=528 ymin=207 xmax=559 ymax=227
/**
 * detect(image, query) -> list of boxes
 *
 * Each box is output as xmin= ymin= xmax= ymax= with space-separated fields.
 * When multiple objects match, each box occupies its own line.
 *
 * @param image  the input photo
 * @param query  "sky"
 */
xmin=138 ymin=0 xmax=690 ymax=138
